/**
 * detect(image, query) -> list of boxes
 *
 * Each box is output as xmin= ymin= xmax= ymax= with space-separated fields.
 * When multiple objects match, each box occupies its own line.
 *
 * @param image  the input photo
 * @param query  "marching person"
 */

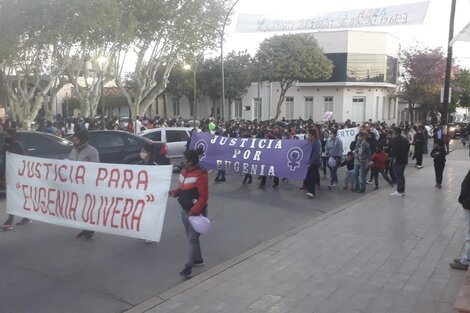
xmin=1 ymin=128 xmax=32 ymax=231
xmin=371 ymin=146 xmax=394 ymax=190
xmin=304 ymin=128 xmax=321 ymax=199
xmin=449 ymin=169 xmax=470 ymax=271
xmin=325 ymin=129 xmax=343 ymax=189
xmin=430 ymin=140 xmax=446 ymax=189
xmin=169 ymin=149 xmax=209 ymax=278
xmin=69 ymin=130 xmax=100 ymax=240
xmin=390 ymin=127 xmax=410 ymax=197
xmin=353 ymin=132 xmax=371 ymax=193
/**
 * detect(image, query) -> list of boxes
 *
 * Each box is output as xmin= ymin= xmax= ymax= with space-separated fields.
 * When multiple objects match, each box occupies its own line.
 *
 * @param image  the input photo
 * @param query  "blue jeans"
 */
xmin=354 ymin=163 xmax=367 ymax=192
xmin=181 ymin=209 xmax=206 ymax=268
xmin=329 ymin=158 xmax=339 ymax=185
xmin=461 ymin=209 xmax=470 ymax=265
xmin=393 ymin=163 xmax=406 ymax=193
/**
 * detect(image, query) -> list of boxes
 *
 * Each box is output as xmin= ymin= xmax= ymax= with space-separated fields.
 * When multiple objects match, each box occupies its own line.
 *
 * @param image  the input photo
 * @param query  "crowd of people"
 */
xmin=1 ymin=113 xmax=469 ymax=276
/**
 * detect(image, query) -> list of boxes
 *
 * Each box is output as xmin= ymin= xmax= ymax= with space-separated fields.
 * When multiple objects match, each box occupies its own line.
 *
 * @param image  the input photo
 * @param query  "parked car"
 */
xmin=86 ymin=130 xmax=169 ymax=165
xmin=0 ymin=131 xmax=74 ymax=190
xmin=139 ymin=127 xmax=193 ymax=165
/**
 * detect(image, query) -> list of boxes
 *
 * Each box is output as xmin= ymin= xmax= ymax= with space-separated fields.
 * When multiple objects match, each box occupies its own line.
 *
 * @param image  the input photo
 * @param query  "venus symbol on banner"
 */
xmin=194 ymin=140 xmax=208 ymax=160
xmin=287 ymin=147 xmax=303 ymax=171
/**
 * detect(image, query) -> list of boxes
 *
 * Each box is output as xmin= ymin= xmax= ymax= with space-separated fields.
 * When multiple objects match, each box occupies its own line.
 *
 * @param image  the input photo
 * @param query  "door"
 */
xmin=352 ymin=97 xmax=366 ymax=123
xmin=165 ymin=130 xmax=189 ymax=160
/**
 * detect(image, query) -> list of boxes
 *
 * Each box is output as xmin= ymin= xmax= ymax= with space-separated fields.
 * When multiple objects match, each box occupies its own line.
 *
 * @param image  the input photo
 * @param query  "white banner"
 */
xmin=450 ymin=21 xmax=470 ymax=46
xmin=6 ymin=153 xmax=172 ymax=242
xmin=235 ymin=1 xmax=429 ymax=33
xmin=337 ymin=127 xmax=360 ymax=155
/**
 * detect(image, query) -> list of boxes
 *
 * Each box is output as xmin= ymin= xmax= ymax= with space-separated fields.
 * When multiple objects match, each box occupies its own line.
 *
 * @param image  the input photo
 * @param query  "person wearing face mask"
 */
xmin=1 ymin=128 xmax=32 ymax=231
xmin=137 ymin=143 xmax=157 ymax=166
xmin=69 ymin=130 xmax=100 ymax=240
xmin=169 ymin=149 xmax=208 ymax=278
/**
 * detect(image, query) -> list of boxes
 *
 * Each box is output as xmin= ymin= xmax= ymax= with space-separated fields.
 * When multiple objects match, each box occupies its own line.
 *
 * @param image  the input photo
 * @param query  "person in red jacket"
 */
xmin=371 ymin=146 xmax=394 ymax=190
xmin=170 ymin=149 xmax=208 ymax=278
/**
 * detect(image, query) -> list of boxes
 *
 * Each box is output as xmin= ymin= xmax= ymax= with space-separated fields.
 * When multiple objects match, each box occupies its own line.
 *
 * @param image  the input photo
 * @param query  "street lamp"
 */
xmin=205 ymin=0 xmax=240 ymax=122
xmin=97 ymin=56 xmax=107 ymax=130
xmin=183 ymin=61 xmax=200 ymax=128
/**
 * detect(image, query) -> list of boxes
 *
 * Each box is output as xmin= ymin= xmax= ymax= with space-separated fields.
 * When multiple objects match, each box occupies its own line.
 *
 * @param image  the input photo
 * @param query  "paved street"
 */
xmin=124 ymin=144 xmax=470 ymax=313
xmin=0 ymin=150 xmax=367 ymax=313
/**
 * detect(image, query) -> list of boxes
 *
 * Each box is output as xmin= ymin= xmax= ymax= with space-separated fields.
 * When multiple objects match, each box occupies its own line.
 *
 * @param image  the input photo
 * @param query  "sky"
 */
xmin=219 ymin=0 xmax=470 ymax=69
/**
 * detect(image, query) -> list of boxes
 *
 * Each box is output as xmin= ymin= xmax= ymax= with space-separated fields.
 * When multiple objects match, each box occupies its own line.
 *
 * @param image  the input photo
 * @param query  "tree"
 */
xmin=115 ymin=0 xmax=229 ymax=119
xmin=198 ymin=50 xmax=253 ymax=118
xmin=0 ymin=0 xmax=72 ymax=129
xmin=400 ymin=46 xmax=448 ymax=123
xmin=452 ymin=68 xmax=470 ymax=109
xmin=254 ymin=34 xmax=333 ymax=121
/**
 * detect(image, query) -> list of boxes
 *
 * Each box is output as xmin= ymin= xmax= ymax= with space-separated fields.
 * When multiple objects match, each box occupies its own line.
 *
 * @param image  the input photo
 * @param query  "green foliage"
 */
xmin=400 ymin=45 xmax=451 ymax=121
xmin=254 ymin=34 xmax=333 ymax=120
xmin=452 ymin=69 xmax=470 ymax=109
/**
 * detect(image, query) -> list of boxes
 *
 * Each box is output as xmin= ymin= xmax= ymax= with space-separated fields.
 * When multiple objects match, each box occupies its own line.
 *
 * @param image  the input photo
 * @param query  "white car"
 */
xmin=139 ymin=127 xmax=194 ymax=165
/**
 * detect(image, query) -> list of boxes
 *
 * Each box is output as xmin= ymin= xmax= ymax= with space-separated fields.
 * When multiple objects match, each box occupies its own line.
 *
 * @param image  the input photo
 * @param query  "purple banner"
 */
xmin=189 ymin=133 xmax=312 ymax=180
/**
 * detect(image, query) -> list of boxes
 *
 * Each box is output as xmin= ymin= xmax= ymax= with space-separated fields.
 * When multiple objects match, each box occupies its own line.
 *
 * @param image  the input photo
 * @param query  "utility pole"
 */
xmin=442 ymin=0 xmax=457 ymax=130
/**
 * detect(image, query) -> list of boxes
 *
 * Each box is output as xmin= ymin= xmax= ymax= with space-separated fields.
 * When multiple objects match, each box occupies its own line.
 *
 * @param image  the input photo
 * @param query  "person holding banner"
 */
xmin=69 ymin=130 xmax=100 ymax=240
xmin=325 ymin=129 xmax=343 ymax=189
xmin=169 ymin=149 xmax=208 ymax=278
xmin=1 ymin=128 xmax=32 ymax=231
xmin=304 ymin=129 xmax=321 ymax=198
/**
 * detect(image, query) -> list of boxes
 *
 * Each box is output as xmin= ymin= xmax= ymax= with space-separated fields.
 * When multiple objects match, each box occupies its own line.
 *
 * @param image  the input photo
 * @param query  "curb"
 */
xmin=123 ymin=146 xmax=468 ymax=313
xmin=123 ymin=193 xmax=368 ymax=313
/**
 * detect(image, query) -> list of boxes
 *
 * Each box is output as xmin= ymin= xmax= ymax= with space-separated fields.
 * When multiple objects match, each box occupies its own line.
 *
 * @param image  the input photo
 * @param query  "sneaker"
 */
xmin=242 ymin=181 xmax=246 ymax=185
xmin=282 ymin=178 xmax=288 ymax=183
xmin=305 ymin=192 xmax=314 ymax=199
xmin=366 ymin=180 xmax=372 ymax=184
xmin=258 ymin=185 xmax=265 ymax=189
xmin=327 ymin=185 xmax=333 ymax=189
xmin=179 ymin=266 xmax=192 ymax=278
xmin=374 ymin=186 xmax=379 ymax=190
xmin=1 ymin=224 xmax=13 ymax=231
xmin=299 ymin=186 xmax=305 ymax=190
xmin=417 ymin=165 xmax=423 ymax=169
xmin=194 ymin=259 xmax=205 ymax=267
xmin=437 ymin=184 xmax=442 ymax=189
xmin=449 ymin=260 xmax=469 ymax=270
xmin=247 ymin=180 xmax=252 ymax=185
xmin=86 ymin=231 xmax=95 ymax=240
xmin=219 ymin=177 xmax=226 ymax=182
xmin=343 ymin=186 xmax=348 ymax=190
xmin=16 ymin=218 xmax=32 ymax=226
xmin=390 ymin=191 xmax=404 ymax=197
xmin=272 ymin=184 xmax=279 ymax=189
xmin=76 ymin=230 xmax=87 ymax=238
xmin=358 ymin=190 xmax=365 ymax=193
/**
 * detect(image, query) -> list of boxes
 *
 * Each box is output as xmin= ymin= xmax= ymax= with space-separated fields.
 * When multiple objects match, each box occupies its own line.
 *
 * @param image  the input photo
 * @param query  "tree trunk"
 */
xmin=163 ymin=93 xmax=168 ymax=118
xmin=274 ymin=86 xmax=289 ymax=121
xmin=408 ymin=102 xmax=414 ymax=123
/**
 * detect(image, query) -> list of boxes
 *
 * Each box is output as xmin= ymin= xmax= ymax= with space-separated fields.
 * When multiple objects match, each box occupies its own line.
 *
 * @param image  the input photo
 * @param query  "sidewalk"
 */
xmin=127 ymin=147 xmax=470 ymax=313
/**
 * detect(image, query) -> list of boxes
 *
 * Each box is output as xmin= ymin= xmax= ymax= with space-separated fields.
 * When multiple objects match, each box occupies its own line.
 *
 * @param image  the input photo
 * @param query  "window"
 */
xmin=253 ymin=98 xmax=262 ymax=119
xmin=144 ymin=131 xmax=162 ymax=142
xmin=324 ymin=96 xmax=334 ymax=113
xmin=166 ymin=130 xmax=189 ymax=143
xmin=304 ymin=96 xmax=314 ymax=119
xmin=16 ymin=134 xmax=61 ymax=155
xmin=285 ymin=97 xmax=294 ymax=119
xmin=172 ymin=97 xmax=180 ymax=116
xmin=92 ymin=133 xmax=125 ymax=148
xmin=235 ymin=99 xmax=242 ymax=118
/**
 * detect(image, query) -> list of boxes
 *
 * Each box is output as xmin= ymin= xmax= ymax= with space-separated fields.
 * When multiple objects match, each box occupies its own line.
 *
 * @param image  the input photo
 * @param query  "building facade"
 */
xmin=237 ymin=30 xmax=400 ymax=124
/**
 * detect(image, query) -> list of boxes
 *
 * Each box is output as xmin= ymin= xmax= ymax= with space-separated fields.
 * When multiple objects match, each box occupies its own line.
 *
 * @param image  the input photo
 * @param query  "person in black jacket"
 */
xmin=413 ymin=126 xmax=425 ymax=169
xmin=430 ymin=140 xmax=446 ymax=189
xmin=390 ymin=127 xmax=409 ymax=197
xmin=449 ymin=169 xmax=470 ymax=270
xmin=1 ymin=128 xmax=32 ymax=230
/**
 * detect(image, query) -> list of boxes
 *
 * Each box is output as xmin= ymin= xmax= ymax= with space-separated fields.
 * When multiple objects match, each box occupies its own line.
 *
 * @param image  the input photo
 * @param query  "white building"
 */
xmin=236 ymin=30 xmax=400 ymax=124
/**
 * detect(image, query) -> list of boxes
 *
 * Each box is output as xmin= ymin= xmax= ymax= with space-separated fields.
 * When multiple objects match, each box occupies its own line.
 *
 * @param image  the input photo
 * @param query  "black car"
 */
xmin=86 ymin=130 xmax=169 ymax=165
xmin=0 ymin=131 xmax=74 ymax=190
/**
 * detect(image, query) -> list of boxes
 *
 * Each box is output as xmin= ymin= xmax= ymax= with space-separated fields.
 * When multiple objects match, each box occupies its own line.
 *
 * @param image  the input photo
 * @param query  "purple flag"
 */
xmin=189 ymin=133 xmax=312 ymax=180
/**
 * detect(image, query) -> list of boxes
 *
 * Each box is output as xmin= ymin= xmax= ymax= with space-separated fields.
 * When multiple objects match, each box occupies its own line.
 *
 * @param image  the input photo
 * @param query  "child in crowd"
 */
xmin=431 ymin=140 xmax=446 ymax=189
xmin=341 ymin=151 xmax=355 ymax=190
xmin=371 ymin=146 xmax=394 ymax=190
